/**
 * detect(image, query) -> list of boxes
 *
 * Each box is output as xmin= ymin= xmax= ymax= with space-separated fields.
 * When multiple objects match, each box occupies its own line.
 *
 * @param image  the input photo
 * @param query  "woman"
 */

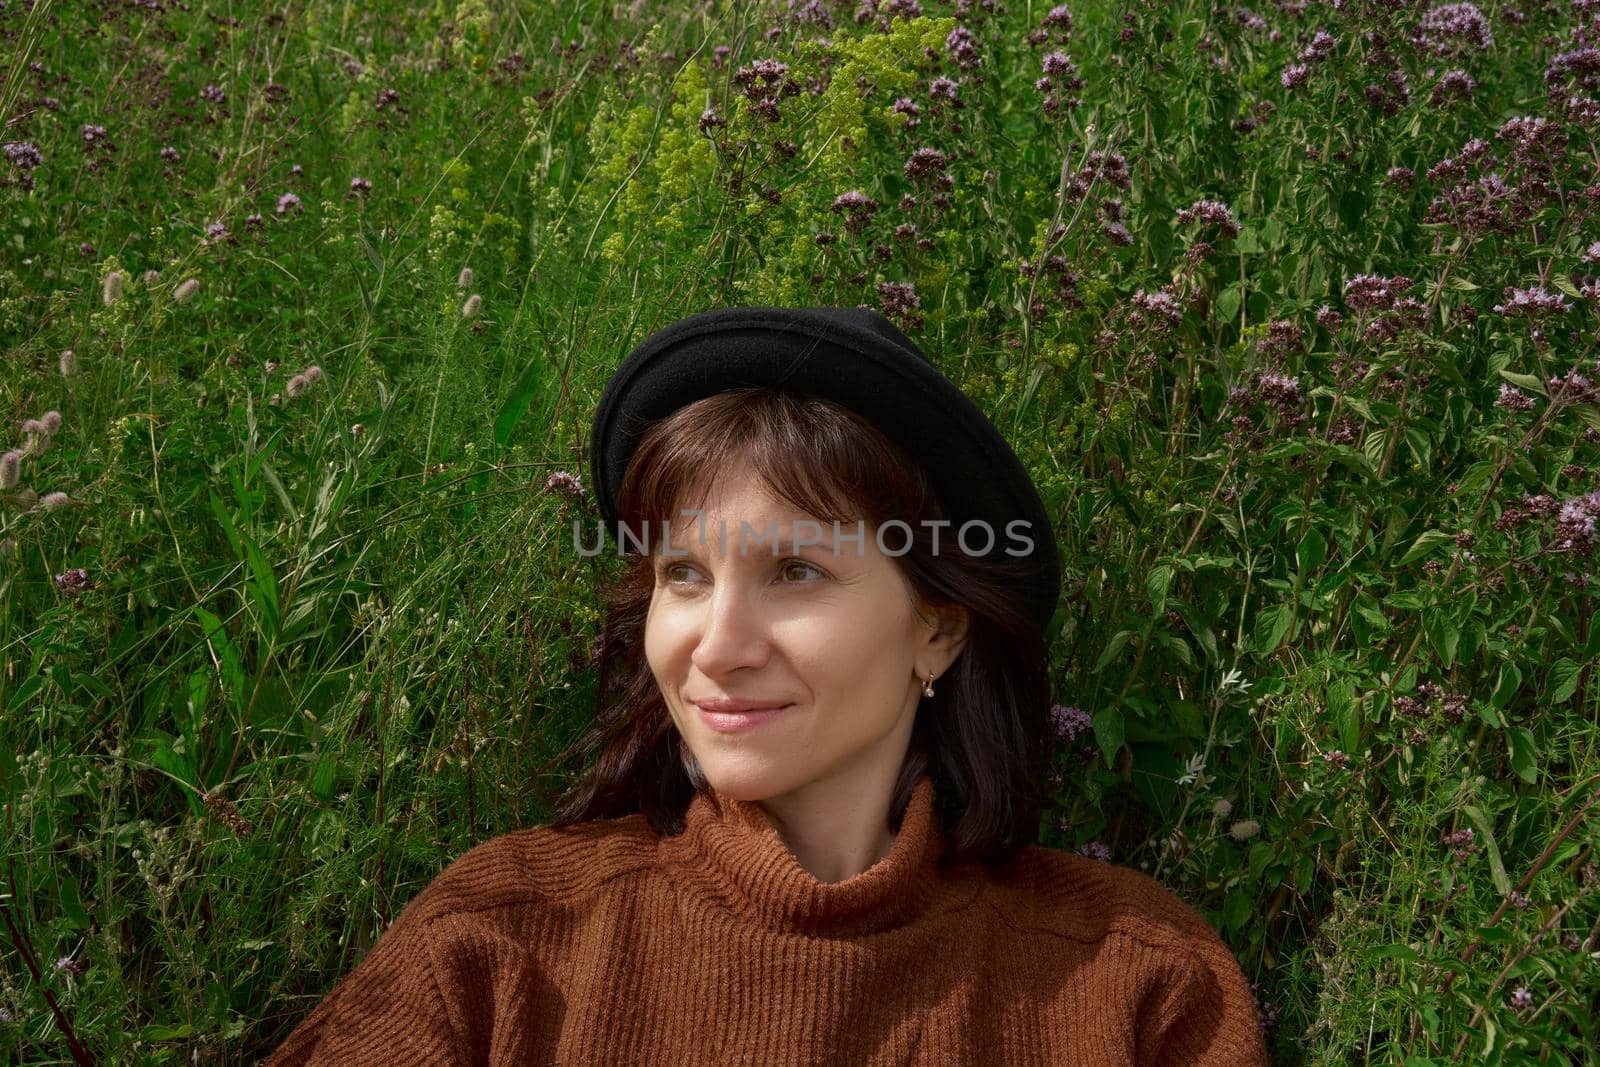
xmin=266 ymin=307 xmax=1269 ymax=1065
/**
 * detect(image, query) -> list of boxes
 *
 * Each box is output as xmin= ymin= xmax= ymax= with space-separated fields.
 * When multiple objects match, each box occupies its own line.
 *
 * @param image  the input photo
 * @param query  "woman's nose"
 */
xmin=689 ymin=573 xmax=770 ymax=676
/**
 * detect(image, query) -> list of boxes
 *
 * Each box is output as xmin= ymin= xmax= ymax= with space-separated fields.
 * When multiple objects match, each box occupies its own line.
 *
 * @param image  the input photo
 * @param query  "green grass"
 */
xmin=3 ymin=0 xmax=1599 ymax=1062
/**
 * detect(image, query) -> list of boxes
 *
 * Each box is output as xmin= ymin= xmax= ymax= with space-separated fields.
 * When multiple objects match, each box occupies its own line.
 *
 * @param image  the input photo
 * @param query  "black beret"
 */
xmin=589 ymin=306 xmax=1060 ymax=632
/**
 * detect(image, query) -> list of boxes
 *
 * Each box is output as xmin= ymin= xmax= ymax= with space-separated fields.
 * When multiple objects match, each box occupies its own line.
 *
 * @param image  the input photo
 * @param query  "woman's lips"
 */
xmin=695 ymin=703 xmax=795 ymax=733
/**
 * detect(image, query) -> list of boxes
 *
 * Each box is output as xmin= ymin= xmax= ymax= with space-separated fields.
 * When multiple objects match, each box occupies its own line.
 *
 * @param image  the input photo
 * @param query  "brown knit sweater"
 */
xmin=265 ymin=773 xmax=1269 ymax=1065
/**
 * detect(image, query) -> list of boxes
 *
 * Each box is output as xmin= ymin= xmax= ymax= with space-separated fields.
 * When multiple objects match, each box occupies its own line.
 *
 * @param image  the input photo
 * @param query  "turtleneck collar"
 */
xmin=657 ymin=772 xmax=978 ymax=938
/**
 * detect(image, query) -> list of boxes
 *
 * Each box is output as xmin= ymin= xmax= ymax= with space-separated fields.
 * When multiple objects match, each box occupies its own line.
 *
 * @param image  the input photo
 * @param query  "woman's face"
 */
xmin=644 ymin=461 xmax=966 ymax=805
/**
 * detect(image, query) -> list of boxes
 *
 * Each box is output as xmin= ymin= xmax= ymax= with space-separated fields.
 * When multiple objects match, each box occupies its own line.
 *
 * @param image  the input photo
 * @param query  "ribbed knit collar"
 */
xmin=659 ymin=773 xmax=974 ymax=938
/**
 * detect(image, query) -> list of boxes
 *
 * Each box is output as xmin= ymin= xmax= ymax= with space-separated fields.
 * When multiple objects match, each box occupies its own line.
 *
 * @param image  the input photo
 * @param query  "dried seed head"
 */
xmin=462 ymin=293 xmax=482 ymax=319
xmin=102 ymin=269 xmax=124 ymax=306
xmin=173 ymin=277 xmax=200 ymax=303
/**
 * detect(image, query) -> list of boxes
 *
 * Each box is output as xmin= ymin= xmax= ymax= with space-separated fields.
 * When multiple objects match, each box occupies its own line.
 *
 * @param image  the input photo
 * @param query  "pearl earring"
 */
xmin=921 ymin=673 xmax=936 ymax=698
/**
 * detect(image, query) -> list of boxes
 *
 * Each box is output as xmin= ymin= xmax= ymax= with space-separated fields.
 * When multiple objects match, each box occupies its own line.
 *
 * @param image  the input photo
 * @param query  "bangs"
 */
xmin=614 ymin=387 xmax=942 ymax=553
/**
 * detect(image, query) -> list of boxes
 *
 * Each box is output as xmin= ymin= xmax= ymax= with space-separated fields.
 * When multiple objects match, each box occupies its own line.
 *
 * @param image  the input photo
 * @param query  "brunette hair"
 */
xmin=541 ymin=387 xmax=1053 ymax=869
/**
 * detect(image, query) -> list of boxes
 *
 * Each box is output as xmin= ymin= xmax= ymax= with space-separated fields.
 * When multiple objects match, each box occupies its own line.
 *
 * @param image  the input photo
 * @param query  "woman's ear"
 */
xmin=925 ymin=604 xmax=971 ymax=670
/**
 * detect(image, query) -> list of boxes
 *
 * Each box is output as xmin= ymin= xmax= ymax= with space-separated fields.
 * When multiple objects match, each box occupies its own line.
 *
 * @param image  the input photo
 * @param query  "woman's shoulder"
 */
xmin=986 ymin=843 xmax=1229 ymax=958
xmin=405 ymin=812 xmax=659 ymax=925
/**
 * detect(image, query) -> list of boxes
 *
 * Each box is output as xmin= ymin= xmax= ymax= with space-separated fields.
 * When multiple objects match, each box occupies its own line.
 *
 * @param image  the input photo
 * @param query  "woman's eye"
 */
xmin=780 ymin=560 xmax=825 ymax=583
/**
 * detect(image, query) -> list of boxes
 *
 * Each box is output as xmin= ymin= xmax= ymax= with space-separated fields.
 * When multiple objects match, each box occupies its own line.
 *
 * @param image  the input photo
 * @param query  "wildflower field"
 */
xmin=4 ymin=0 xmax=1600 ymax=1061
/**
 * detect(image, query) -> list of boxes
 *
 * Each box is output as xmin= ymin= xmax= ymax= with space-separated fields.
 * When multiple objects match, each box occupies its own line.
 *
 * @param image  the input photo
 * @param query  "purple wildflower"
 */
xmin=1051 ymin=703 xmax=1093 ymax=741
xmin=1411 ymin=3 xmax=1494 ymax=57
xmin=1493 ymin=286 xmax=1569 ymax=316
xmin=1281 ymin=63 xmax=1310 ymax=89
xmin=4 ymin=141 xmax=43 ymax=169
xmin=349 ymin=176 xmax=372 ymax=195
xmin=545 ymin=470 xmax=584 ymax=497
xmin=904 ymin=147 xmax=948 ymax=183
xmin=1130 ymin=287 xmax=1184 ymax=331
xmin=201 ymin=84 xmax=226 ymax=104
xmin=1495 ymin=383 xmax=1536 ymax=412
xmin=1175 ymin=198 xmax=1241 ymax=237
xmin=1077 ymin=841 xmax=1111 ymax=862
xmin=81 ymin=125 xmax=108 ymax=145
xmin=1509 ymin=986 xmax=1533 ymax=1011
xmin=1343 ymin=273 xmax=1416 ymax=311
xmin=55 ymin=568 xmax=93 ymax=597
xmin=876 ymin=281 xmax=923 ymax=328
xmin=276 ymin=192 xmax=303 ymax=215
xmin=1042 ymin=51 xmax=1076 ymax=76
xmin=891 ymin=98 xmax=922 ymax=128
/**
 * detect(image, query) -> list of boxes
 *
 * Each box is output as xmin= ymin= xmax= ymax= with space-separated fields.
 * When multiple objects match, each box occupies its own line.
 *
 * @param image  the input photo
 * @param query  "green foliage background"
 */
xmin=2 ymin=0 xmax=1599 ymax=1062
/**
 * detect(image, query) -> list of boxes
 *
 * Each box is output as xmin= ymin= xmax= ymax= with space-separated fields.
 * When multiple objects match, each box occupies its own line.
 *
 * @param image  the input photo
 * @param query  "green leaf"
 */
xmin=1252 ymin=603 xmax=1292 ymax=652
xmin=1490 ymin=662 xmax=1521 ymax=708
xmin=1548 ymin=658 xmax=1581 ymax=704
xmin=1093 ymin=629 xmax=1135 ymax=672
xmin=1423 ymin=607 xmax=1460 ymax=668
xmin=1505 ymin=726 xmax=1537 ymax=785
xmin=309 ymin=750 xmax=339 ymax=803
xmin=1496 ymin=369 xmax=1547 ymax=397
xmin=1397 ymin=529 xmax=1452 ymax=567
xmin=1147 ymin=563 xmax=1172 ymax=614
xmin=1092 ymin=707 xmax=1125 ymax=765
xmin=1215 ymin=283 xmax=1242 ymax=324
xmin=1296 ymin=526 xmax=1327 ymax=575
xmin=1461 ymin=805 xmax=1511 ymax=896
xmin=494 ymin=352 xmax=555 ymax=449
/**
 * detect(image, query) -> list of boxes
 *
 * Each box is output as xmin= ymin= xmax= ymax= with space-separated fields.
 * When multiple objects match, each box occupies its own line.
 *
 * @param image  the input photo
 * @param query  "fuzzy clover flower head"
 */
xmin=40 ymin=491 xmax=72 ymax=512
xmin=1212 ymin=797 xmax=1233 ymax=818
xmin=102 ymin=269 xmax=124 ymax=305
xmin=40 ymin=410 xmax=62 ymax=435
xmin=461 ymin=294 xmax=482 ymax=319
xmin=457 ymin=267 xmax=473 ymax=289
xmin=1050 ymin=703 xmax=1092 ymax=742
xmin=59 ymin=349 xmax=77 ymax=377
xmin=1228 ymin=818 xmax=1261 ymax=841
xmin=0 ymin=450 xmax=21 ymax=489
xmin=174 ymin=277 xmax=201 ymax=303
